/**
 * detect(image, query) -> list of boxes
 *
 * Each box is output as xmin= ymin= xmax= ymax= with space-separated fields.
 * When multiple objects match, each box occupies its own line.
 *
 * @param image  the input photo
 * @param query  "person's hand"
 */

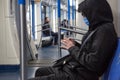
xmin=61 ymin=38 xmax=75 ymax=50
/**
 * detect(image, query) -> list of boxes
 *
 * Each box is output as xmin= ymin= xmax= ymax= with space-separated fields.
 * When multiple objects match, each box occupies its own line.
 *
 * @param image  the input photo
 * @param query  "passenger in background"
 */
xmin=61 ymin=19 xmax=68 ymax=28
xmin=61 ymin=19 xmax=69 ymax=38
xmin=29 ymin=0 xmax=118 ymax=80
xmin=61 ymin=19 xmax=73 ymax=37
xmin=42 ymin=17 xmax=58 ymax=45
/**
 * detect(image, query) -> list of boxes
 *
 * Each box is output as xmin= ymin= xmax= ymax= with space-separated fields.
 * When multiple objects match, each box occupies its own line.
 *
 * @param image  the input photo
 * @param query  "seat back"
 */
xmin=103 ymin=39 xmax=120 ymax=80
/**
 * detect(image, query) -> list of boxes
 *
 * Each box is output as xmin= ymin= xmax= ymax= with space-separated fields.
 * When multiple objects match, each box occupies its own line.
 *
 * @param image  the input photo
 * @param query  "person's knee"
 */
xmin=35 ymin=68 xmax=41 ymax=77
xmin=35 ymin=67 xmax=53 ymax=77
xmin=35 ymin=68 xmax=46 ymax=77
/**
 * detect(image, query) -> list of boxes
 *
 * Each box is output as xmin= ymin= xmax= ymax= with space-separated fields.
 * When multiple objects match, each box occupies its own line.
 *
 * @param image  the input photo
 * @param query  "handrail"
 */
xmin=59 ymin=27 xmax=86 ymax=35
xmin=36 ymin=28 xmax=51 ymax=32
xmin=68 ymin=25 xmax=88 ymax=31
xmin=35 ymin=23 xmax=50 ymax=27
xmin=28 ymin=22 xmax=88 ymax=32
xmin=35 ymin=23 xmax=59 ymax=27
xmin=27 ymin=23 xmax=49 ymax=27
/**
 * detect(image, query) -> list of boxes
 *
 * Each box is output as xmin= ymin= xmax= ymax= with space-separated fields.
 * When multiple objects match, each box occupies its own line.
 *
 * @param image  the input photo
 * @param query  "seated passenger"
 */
xmin=61 ymin=19 xmax=69 ymax=38
xmin=29 ymin=0 xmax=118 ymax=80
xmin=42 ymin=17 xmax=58 ymax=45
xmin=61 ymin=19 xmax=68 ymax=28
xmin=61 ymin=19 xmax=73 ymax=37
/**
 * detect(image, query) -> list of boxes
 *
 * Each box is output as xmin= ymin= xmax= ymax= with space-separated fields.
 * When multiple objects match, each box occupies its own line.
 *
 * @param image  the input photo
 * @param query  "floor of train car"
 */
xmin=0 ymin=45 xmax=69 ymax=80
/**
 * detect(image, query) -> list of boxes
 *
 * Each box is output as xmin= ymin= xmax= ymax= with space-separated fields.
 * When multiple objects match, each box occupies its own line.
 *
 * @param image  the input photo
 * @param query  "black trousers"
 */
xmin=28 ymin=66 xmax=89 ymax=80
xmin=28 ymin=67 xmax=71 ymax=80
xmin=51 ymin=32 xmax=58 ymax=44
xmin=43 ymin=31 xmax=58 ymax=45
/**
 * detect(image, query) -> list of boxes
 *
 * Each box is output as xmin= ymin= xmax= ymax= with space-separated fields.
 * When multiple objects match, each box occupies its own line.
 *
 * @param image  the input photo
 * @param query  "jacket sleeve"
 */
xmin=68 ymin=27 xmax=117 ymax=73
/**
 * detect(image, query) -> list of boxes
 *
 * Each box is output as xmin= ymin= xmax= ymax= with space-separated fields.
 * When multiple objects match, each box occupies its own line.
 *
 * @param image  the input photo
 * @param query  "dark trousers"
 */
xmin=28 ymin=67 xmax=71 ymax=80
xmin=28 ymin=66 xmax=99 ymax=80
xmin=51 ymin=32 xmax=58 ymax=44
xmin=43 ymin=31 xmax=58 ymax=45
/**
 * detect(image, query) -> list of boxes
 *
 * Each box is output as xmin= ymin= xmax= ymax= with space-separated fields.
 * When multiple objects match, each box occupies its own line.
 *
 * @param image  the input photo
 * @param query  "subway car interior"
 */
xmin=0 ymin=0 xmax=120 ymax=80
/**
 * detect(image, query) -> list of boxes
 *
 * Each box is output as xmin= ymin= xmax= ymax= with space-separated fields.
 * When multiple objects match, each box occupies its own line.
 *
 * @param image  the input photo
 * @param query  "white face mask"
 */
xmin=83 ymin=17 xmax=89 ymax=26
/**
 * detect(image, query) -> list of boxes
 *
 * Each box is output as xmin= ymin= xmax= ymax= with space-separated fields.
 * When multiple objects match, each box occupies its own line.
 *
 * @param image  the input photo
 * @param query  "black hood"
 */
xmin=78 ymin=0 xmax=113 ymax=30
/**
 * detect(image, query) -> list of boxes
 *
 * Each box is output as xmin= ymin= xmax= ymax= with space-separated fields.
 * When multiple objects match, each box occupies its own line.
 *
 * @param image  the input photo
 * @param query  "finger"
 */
xmin=61 ymin=40 xmax=68 ymax=44
xmin=68 ymin=38 xmax=75 ymax=42
xmin=61 ymin=41 xmax=67 ymax=46
xmin=64 ymin=37 xmax=68 ymax=40
xmin=60 ymin=46 xmax=67 ymax=50
xmin=63 ymin=38 xmax=70 ymax=41
xmin=62 ymin=39 xmax=71 ymax=43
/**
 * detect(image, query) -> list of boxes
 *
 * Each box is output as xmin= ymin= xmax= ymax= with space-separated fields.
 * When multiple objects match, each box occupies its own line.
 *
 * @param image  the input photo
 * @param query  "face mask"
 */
xmin=83 ymin=17 xmax=89 ymax=26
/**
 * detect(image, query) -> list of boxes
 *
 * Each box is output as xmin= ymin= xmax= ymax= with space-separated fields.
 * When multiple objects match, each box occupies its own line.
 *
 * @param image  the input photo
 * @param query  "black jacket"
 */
xmin=63 ymin=0 xmax=118 ymax=80
xmin=42 ymin=22 xmax=51 ymax=36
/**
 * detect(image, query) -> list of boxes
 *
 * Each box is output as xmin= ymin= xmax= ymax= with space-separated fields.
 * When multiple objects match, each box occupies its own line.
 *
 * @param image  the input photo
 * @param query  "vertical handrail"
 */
xmin=29 ymin=0 xmax=32 ymax=41
xmin=39 ymin=0 xmax=42 ymax=47
xmin=68 ymin=0 xmax=71 ymax=36
xmin=72 ymin=0 xmax=75 ymax=26
xmin=57 ymin=0 xmax=62 ymax=58
xmin=74 ymin=0 xmax=76 ymax=26
xmin=68 ymin=0 xmax=70 ymax=23
xmin=72 ymin=0 xmax=75 ymax=38
xmin=18 ymin=0 xmax=27 ymax=80
xmin=31 ymin=0 xmax=35 ymax=40
xmin=48 ymin=5 xmax=52 ymax=36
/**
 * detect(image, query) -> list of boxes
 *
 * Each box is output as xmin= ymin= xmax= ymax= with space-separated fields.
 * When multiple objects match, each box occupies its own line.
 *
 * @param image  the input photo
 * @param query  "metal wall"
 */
xmin=0 ymin=0 xmax=20 ymax=65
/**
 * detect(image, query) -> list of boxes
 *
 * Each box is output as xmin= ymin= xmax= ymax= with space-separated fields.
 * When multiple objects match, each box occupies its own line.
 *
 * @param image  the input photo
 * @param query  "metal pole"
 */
xmin=59 ymin=27 xmax=85 ymax=35
xmin=75 ymin=0 xmax=76 ymax=26
xmin=18 ymin=0 xmax=27 ymax=80
xmin=68 ymin=0 xmax=71 ymax=36
xmin=72 ymin=0 xmax=75 ymax=38
xmin=31 ymin=1 xmax=35 ymax=40
xmin=72 ymin=0 xmax=74 ymax=26
xmin=69 ymin=26 xmax=88 ymax=31
xmin=68 ymin=0 xmax=70 ymax=22
xmin=57 ymin=0 xmax=62 ymax=58
xmin=29 ymin=0 xmax=32 ymax=41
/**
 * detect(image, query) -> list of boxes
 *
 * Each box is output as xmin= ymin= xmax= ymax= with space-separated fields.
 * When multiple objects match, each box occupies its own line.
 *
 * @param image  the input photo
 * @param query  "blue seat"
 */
xmin=103 ymin=39 xmax=120 ymax=80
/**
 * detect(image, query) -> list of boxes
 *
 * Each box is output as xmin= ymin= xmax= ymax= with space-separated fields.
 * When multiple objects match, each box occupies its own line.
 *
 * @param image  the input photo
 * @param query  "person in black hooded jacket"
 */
xmin=29 ymin=0 xmax=118 ymax=80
